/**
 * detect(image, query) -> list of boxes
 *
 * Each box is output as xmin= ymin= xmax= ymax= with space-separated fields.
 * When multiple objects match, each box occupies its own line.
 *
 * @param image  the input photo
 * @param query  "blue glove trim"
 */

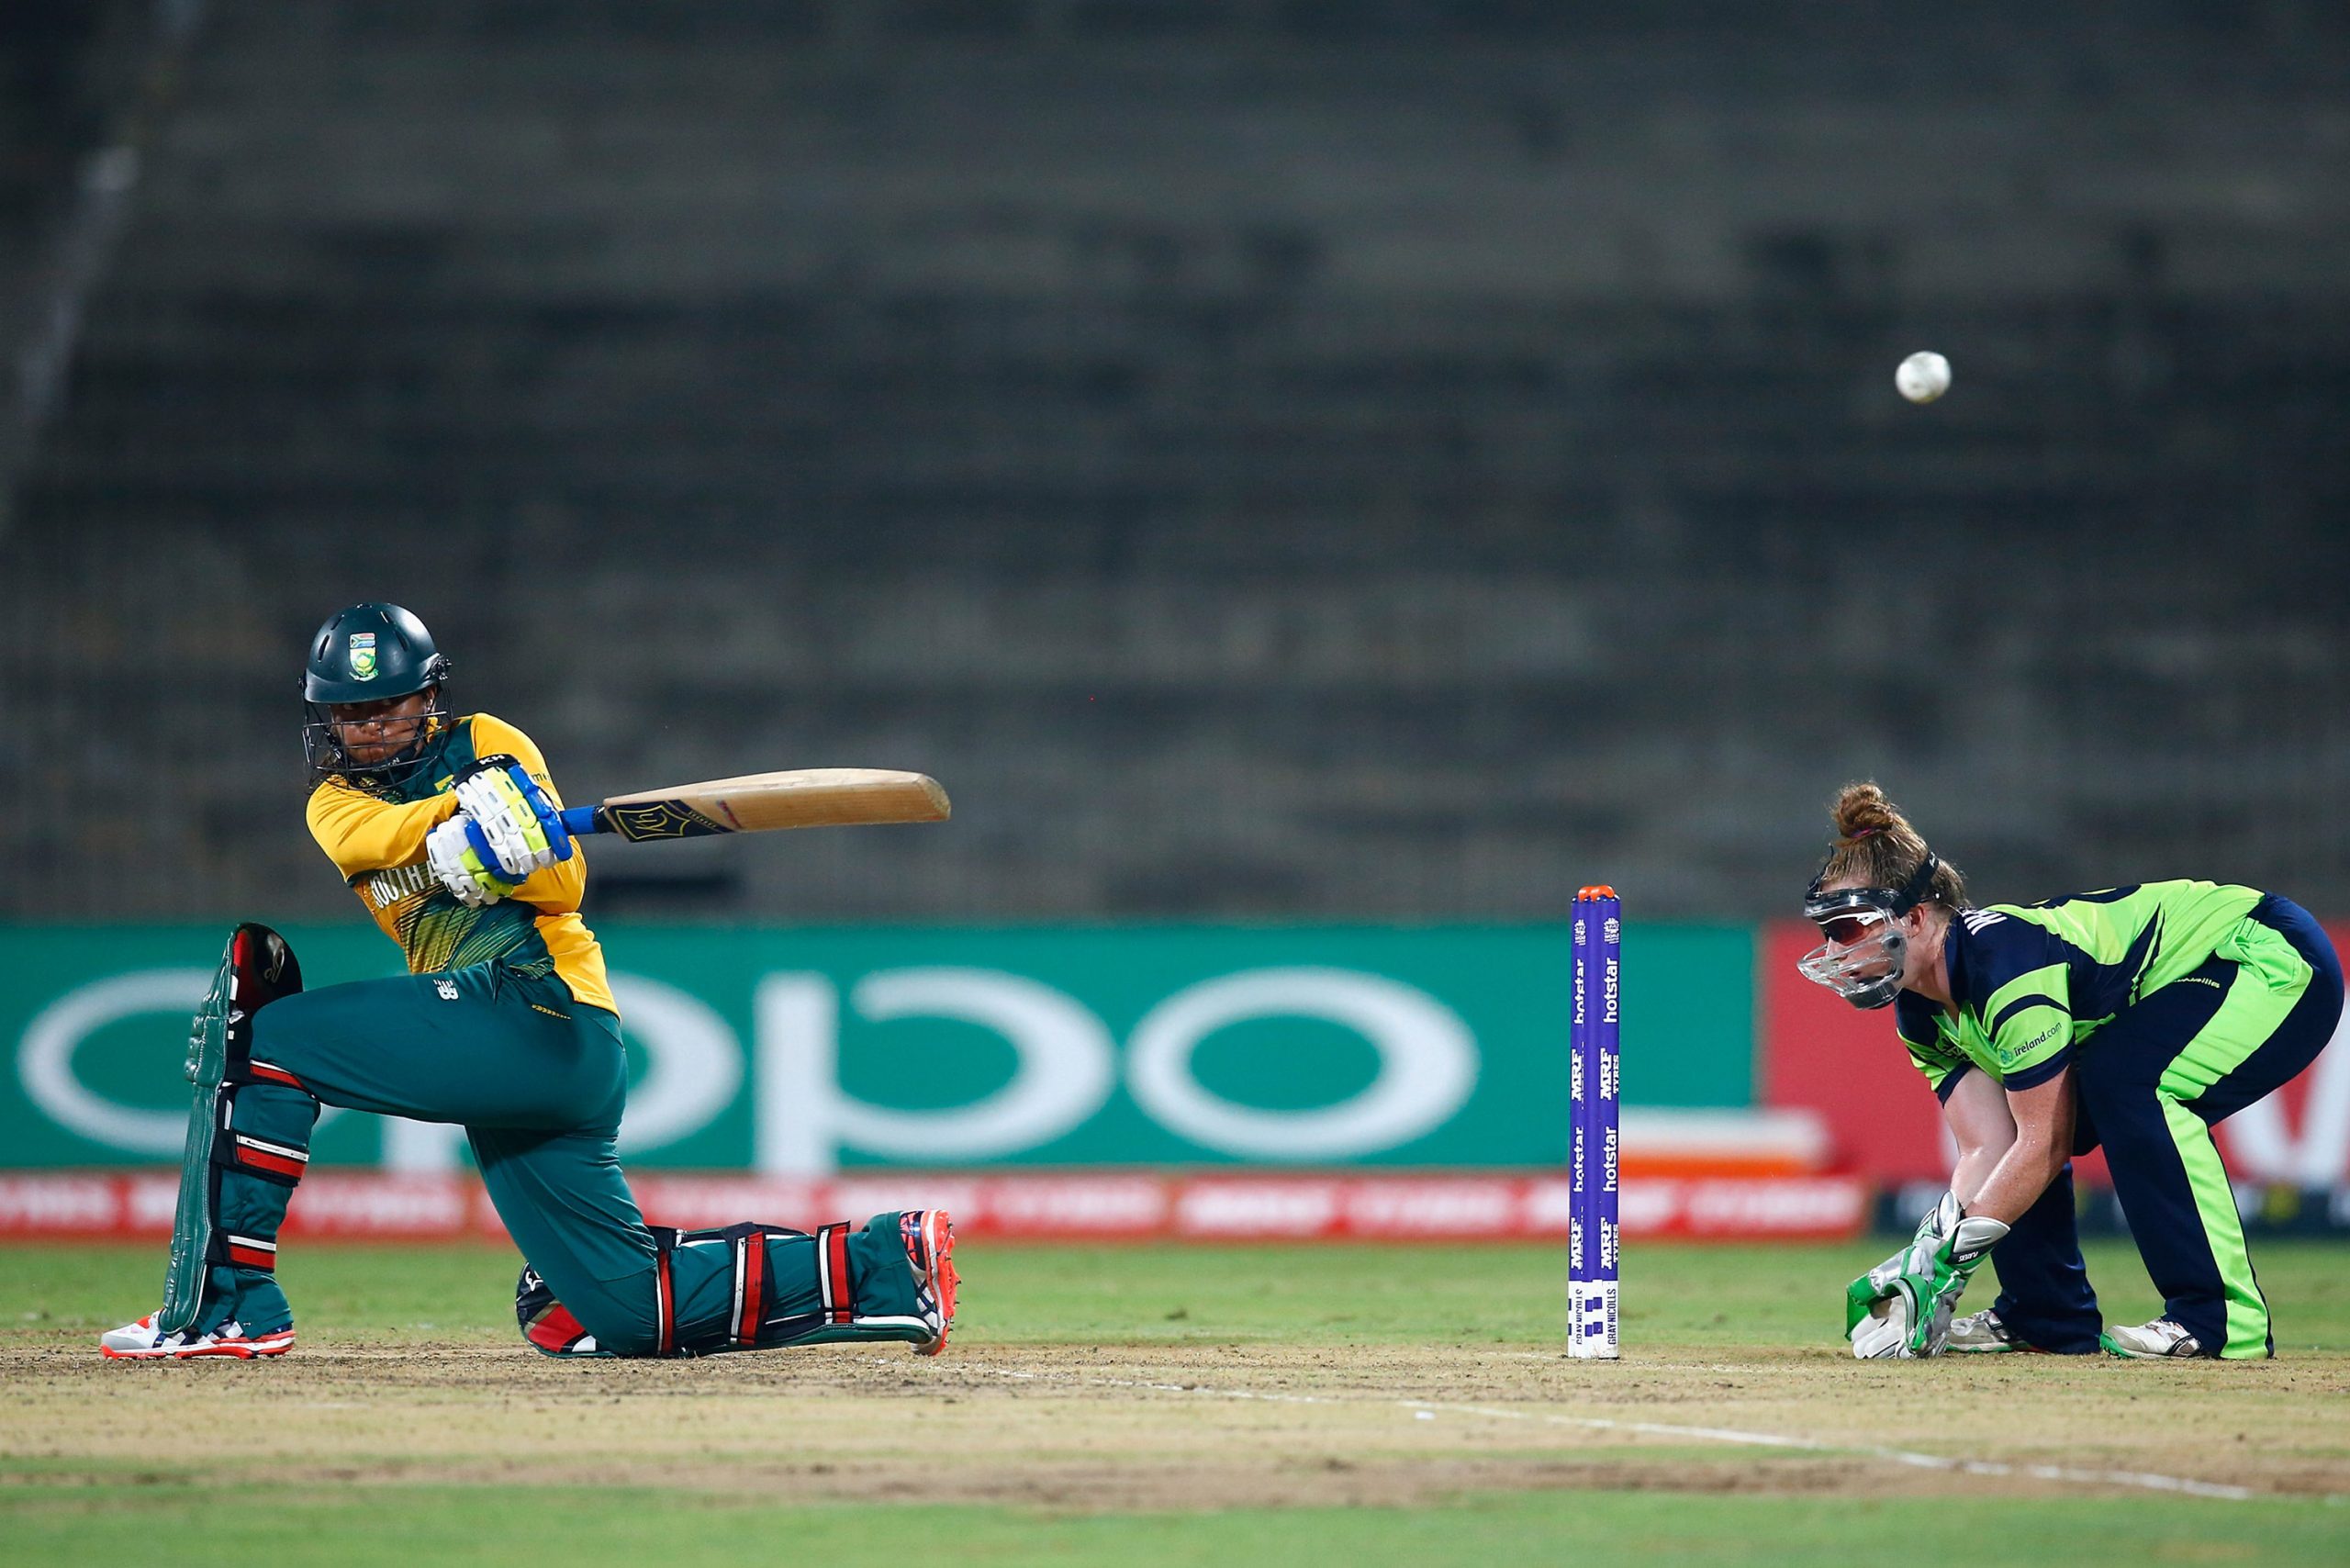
xmin=462 ymin=817 xmax=513 ymax=882
xmin=503 ymin=762 xmax=574 ymax=862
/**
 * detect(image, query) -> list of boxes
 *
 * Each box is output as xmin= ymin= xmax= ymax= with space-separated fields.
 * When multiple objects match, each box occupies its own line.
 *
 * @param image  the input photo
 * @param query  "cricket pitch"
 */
xmin=5 ymin=1240 xmax=2346 ymax=1566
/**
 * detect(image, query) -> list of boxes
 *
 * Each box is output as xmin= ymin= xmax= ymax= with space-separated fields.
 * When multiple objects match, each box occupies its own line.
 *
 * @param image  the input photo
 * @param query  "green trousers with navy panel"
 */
xmin=1989 ymin=896 xmax=2342 ymax=1358
xmin=192 ymin=958 xmax=929 ymax=1355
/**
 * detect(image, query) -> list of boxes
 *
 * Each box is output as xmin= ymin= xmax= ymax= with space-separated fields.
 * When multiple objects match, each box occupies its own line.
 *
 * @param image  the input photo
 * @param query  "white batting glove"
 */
xmin=425 ymin=815 xmax=515 ymax=908
xmin=451 ymin=756 xmax=570 ymax=880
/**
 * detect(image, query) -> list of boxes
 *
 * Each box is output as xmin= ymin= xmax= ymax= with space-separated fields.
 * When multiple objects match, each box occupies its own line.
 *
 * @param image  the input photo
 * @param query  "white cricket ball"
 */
xmin=1896 ymin=351 xmax=1952 ymax=404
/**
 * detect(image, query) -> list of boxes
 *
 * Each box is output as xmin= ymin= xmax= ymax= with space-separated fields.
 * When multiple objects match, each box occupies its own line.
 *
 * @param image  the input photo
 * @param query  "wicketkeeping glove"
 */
xmin=1844 ymin=1191 xmax=2009 ymax=1359
xmin=425 ymin=814 xmax=519 ymax=908
xmin=1843 ymin=1196 xmax=1943 ymax=1340
xmin=450 ymin=755 xmax=573 ymax=881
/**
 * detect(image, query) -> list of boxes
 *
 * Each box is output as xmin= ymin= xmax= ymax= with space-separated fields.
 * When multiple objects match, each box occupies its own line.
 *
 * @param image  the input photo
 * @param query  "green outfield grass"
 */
xmin=6 ymin=1239 xmax=2348 ymax=1568
xmin=16 ymin=1235 xmax=2350 ymax=1350
xmin=9 ymin=1484 xmax=2349 ymax=1568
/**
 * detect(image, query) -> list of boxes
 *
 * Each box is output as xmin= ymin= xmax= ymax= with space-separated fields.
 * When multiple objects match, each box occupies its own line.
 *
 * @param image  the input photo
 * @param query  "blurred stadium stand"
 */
xmin=0 ymin=5 xmax=141 ymax=275
xmin=2 ymin=0 xmax=2345 ymax=920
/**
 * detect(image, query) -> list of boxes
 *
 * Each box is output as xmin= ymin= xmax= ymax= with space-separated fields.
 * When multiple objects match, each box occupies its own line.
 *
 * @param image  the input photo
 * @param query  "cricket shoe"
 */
xmin=100 ymin=1313 xmax=295 ymax=1360
xmin=1945 ymin=1308 xmax=2044 ymax=1354
xmin=901 ymin=1209 xmax=960 ymax=1357
xmin=2099 ymin=1318 xmax=2216 ymax=1359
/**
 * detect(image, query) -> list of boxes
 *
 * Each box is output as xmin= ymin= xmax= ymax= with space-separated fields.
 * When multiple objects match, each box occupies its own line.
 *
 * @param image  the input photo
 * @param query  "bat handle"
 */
xmin=558 ymin=805 xmax=604 ymax=837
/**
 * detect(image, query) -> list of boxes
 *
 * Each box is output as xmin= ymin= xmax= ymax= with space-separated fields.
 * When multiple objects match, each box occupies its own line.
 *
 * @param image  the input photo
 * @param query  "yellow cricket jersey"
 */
xmin=305 ymin=712 xmax=617 ymax=1016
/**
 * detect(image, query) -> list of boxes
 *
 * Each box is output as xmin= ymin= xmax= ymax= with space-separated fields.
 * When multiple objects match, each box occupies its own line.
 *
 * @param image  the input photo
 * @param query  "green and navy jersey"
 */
xmin=1896 ymin=880 xmax=2266 ymax=1095
xmin=304 ymin=713 xmax=615 ymax=1014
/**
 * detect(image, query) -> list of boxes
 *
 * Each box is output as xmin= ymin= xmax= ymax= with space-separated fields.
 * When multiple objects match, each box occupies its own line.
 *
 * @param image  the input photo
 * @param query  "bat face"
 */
xmin=594 ymin=769 xmax=949 ymax=840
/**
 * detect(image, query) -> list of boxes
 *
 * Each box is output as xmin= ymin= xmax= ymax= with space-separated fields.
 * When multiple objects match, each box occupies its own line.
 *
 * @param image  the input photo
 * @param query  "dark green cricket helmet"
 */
xmin=300 ymin=602 xmax=454 ymax=785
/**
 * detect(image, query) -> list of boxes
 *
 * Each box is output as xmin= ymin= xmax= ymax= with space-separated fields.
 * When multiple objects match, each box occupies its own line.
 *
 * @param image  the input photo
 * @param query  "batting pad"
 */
xmin=159 ymin=925 xmax=306 ymax=1337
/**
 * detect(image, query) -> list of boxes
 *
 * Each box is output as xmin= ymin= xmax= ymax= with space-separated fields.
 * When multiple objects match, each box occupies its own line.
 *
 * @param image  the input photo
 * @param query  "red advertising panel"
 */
xmin=1760 ymin=922 xmax=1949 ymax=1182
xmin=0 ymin=1170 xmax=1868 ymax=1243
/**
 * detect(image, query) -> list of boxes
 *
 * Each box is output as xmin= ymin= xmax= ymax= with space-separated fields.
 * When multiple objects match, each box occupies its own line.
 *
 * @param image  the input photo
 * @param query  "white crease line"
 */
xmin=1399 ymin=1400 xmax=2256 ymax=1501
xmin=948 ymin=1360 xmax=2296 ymax=1504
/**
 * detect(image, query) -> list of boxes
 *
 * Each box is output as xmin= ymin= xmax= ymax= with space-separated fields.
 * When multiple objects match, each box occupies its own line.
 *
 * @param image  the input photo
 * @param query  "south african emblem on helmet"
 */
xmin=349 ymin=631 xmax=378 ymax=680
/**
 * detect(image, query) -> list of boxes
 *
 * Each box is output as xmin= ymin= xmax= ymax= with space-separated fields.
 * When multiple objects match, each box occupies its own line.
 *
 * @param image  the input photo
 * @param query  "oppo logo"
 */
xmin=17 ymin=970 xmax=358 ymax=1151
xmin=16 ymin=966 xmax=1478 ymax=1174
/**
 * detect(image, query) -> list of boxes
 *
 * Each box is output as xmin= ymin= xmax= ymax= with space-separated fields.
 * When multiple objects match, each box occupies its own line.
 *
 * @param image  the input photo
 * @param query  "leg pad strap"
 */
xmin=215 ymin=1234 xmax=279 ymax=1271
xmin=814 ymin=1224 xmax=853 ymax=1326
xmin=209 ymin=1089 xmax=311 ymax=1187
xmin=651 ymin=1221 xmax=782 ymax=1354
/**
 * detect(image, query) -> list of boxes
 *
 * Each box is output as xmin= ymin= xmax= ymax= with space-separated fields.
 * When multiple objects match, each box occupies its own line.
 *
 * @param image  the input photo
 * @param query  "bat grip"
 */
xmin=558 ymin=805 xmax=603 ymax=837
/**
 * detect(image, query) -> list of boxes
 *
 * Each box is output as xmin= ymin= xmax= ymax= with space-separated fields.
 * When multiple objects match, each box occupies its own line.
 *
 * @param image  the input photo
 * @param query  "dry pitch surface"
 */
xmin=5 ymin=1240 xmax=2347 ymax=1565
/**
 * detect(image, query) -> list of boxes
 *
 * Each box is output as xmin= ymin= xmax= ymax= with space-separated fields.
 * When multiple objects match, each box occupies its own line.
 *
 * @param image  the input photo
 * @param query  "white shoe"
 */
xmin=100 ymin=1312 xmax=296 ymax=1360
xmin=1946 ymin=1307 xmax=2037 ymax=1353
xmin=2099 ymin=1318 xmax=2212 ymax=1359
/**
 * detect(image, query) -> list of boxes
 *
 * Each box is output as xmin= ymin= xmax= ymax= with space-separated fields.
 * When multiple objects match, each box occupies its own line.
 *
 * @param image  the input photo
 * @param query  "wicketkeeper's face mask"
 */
xmin=1796 ymin=852 xmax=1942 ymax=1011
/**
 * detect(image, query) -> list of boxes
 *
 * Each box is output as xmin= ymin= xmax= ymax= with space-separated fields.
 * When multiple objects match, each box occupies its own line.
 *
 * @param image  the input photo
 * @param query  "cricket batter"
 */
xmin=103 ymin=603 xmax=957 ymax=1360
xmin=1803 ymin=783 xmax=2341 ymax=1360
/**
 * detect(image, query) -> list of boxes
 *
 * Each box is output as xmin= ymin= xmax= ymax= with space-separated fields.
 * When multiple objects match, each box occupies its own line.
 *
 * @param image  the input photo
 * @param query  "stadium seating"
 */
xmin=3 ymin=1 xmax=2344 ymax=917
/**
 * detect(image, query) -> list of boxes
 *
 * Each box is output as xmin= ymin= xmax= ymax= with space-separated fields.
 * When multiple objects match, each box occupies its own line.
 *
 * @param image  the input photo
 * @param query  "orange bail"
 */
xmin=1575 ymin=885 xmax=1618 ymax=901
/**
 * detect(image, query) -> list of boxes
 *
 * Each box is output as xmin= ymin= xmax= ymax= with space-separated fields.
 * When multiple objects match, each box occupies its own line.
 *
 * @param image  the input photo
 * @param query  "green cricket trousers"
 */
xmin=1989 ymin=895 xmax=2343 ymax=1358
xmin=193 ymin=958 xmax=931 ymax=1356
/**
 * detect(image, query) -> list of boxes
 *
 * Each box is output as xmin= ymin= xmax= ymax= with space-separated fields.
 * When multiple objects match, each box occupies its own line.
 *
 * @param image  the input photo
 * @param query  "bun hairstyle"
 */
xmin=1819 ymin=781 xmax=1968 ymax=907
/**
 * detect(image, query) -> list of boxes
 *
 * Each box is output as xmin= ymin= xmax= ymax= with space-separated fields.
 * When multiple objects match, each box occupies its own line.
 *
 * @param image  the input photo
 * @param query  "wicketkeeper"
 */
xmin=1802 ymin=783 xmax=2340 ymax=1361
xmin=103 ymin=603 xmax=957 ymax=1361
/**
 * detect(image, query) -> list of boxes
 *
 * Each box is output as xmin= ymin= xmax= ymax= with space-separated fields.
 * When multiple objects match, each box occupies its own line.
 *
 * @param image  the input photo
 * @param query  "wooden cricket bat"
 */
xmin=557 ymin=769 xmax=949 ymax=842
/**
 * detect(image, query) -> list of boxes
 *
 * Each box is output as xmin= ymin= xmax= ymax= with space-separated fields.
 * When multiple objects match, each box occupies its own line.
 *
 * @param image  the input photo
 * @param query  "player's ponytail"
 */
xmin=1818 ymin=782 xmax=1967 ymax=907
